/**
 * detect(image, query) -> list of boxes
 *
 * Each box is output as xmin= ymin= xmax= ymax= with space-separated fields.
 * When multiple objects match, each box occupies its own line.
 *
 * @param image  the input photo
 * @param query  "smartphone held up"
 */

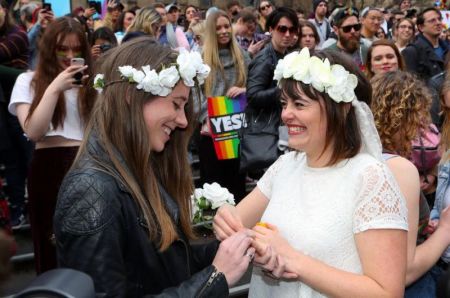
xmin=70 ymin=58 xmax=85 ymax=85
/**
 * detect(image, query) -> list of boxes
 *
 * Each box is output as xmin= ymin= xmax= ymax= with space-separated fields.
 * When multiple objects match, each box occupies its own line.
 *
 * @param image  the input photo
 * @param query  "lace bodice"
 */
xmin=249 ymin=151 xmax=408 ymax=298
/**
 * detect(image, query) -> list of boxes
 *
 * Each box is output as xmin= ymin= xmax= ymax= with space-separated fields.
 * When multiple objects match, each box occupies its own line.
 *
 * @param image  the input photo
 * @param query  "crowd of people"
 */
xmin=2 ymin=0 xmax=450 ymax=297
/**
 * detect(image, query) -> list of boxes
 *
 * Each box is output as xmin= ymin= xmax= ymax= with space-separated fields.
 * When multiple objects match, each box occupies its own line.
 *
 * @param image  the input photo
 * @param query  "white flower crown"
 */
xmin=273 ymin=47 xmax=358 ymax=103
xmin=93 ymin=49 xmax=211 ymax=96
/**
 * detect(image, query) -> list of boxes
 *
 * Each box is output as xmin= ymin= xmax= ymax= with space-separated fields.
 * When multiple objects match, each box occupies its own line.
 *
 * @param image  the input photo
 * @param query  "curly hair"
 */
xmin=371 ymin=71 xmax=431 ymax=157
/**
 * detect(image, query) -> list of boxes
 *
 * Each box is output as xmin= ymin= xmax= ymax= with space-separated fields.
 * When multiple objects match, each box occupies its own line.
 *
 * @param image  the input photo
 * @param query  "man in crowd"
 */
xmin=360 ymin=6 xmax=382 ymax=46
xmin=325 ymin=7 xmax=368 ymax=71
xmin=402 ymin=7 xmax=448 ymax=81
xmin=226 ymin=0 xmax=242 ymax=23
xmin=234 ymin=9 xmax=267 ymax=57
xmin=155 ymin=3 xmax=189 ymax=50
xmin=308 ymin=0 xmax=331 ymax=49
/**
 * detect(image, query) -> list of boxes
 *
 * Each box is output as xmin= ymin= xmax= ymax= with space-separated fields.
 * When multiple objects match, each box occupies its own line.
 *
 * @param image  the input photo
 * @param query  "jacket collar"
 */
xmin=84 ymin=131 xmax=180 ymax=224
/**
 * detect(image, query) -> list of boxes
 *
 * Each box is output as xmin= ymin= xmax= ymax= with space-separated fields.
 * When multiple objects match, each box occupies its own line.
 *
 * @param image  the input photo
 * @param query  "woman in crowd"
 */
xmin=214 ymin=49 xmax=408 ymax=297
xmin=8 ymin=17 xmax=95 ymax=274
xmin=245 ymin=7 xmax=299 ymax=174
xmin=394 ymin=18 xmax=415 ymax=52
xmin=257 ymin=0 xmax=273 ymax=33
xmin=183 ymin=5 xmax=200 ymax=48
xmin=90 ymin=26 xmax=117 ymax=60
xmin=190 ymin=20 xmax=205 ymax=52
xmin=371 ymin=71 xmax=450 ymax=298
xmin=54 ymin=36 xmax=254 ymax=297
xmin=123 ymin=6 xmax=162 ymax=43
xmin=365 ymin=39 xmax=405 ymax=79
xmin=114 ymin=9 xmax=136 ymax=43
xmin=298 ymin=20 xmax=319 ymax=51
xmin=429 ymin=73 xmax=450 ymax=284
xmin=199 ymin=10 xmax=250 ymax=201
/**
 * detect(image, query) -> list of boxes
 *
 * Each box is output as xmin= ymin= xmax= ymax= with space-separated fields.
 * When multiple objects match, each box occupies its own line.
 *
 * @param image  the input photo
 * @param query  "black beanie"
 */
xmin=313 ymin=0 xmax=327 ymax=13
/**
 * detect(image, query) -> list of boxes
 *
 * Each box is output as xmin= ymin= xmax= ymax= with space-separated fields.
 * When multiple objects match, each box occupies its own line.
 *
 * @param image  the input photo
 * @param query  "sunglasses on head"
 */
xmin=260 ymin=4 xmax=271 ymax=11
xmin=276 ymin=25 xmax=296 ymax=34
xmin=341 ymin=23 xmax=361 ymax=33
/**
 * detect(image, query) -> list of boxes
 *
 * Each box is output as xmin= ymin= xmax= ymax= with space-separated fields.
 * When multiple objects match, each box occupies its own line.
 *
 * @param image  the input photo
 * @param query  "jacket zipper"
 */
xmin=197 ymin=266 xmax=219 ymax=297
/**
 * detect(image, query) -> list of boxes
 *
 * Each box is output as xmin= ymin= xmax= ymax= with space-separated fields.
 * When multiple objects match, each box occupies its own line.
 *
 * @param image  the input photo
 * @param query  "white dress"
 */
xmin=249 ymin=151 xmax=408 ymax=298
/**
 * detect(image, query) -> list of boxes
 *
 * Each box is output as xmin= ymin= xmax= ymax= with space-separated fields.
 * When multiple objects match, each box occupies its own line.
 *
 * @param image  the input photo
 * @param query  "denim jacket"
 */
xmin=431 ymin=159 xmax=450 ymax=220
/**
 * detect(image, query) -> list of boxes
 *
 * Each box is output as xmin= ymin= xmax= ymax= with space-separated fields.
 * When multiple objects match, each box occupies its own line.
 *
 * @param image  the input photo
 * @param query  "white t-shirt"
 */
xmin=249 ymin=151 xmax=408 ymax=298
xmin=8 ymin=71 xmax=83 ymax=141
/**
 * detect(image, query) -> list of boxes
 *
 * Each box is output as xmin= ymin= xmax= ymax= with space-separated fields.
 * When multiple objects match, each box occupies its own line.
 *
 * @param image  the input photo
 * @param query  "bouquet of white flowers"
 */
xmin=191 ymin=182 xmax=235 ymax=225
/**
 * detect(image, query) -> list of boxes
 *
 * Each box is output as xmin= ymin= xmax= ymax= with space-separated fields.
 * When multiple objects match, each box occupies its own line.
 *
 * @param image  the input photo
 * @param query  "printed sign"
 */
xmin=207 ymin=94 xmax=247 ymax=160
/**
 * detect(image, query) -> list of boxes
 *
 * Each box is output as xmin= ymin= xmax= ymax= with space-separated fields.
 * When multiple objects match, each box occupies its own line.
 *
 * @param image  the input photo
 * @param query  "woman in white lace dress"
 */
xmin=213 ymin=49 xmax=409 ymax=297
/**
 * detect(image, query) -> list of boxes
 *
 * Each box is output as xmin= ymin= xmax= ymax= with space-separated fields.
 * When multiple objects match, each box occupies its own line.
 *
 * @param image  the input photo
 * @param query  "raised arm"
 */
xmin=14 ymin=65 xmax=87 ymax=141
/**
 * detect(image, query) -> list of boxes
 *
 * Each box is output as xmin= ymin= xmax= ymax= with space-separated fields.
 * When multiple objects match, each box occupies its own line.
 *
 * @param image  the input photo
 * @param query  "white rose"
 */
xmin=159 ymin=66 xmax=180 ymax=88
xmin=327 ymin=65 xmax=357 ymax=103
xmin=309 ymin=57 xmax=333 ymax=92
xmin=158 ymin=86 xmax=172 ymax=97
xmin=196 ymin=64 xmax=211 ymax=85
xmin=93 ymin=74 xmax=104 ymax=92
xmin=273 ymin=58 xmax=285 ymax=82
xmin=140 ymin=69 xmax=162 ymax=95
xmin=118 ymin=65 xmax=135 ymax=78
xmin=179 ymin=64 xmax=197 ymax=87
xmin=132 ymin=69 xmax=145 ymax=85
xmin=202 ymin=182 xmax=235 ymax=209
xmin=291 ymin=48 xmax=312 ymax=83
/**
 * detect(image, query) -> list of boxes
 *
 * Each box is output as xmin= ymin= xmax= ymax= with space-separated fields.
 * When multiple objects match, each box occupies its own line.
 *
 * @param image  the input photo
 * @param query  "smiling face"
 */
xmin=370 ymin=45 xmax=399 ymax=75
xmin=216 ymin=16 xmax=232 ymax=47
xmin=361 ymin=9 xmax=382 ymax=35
xmin=396 ymin=19 xmax=414 ymax=42
xmin=143 ymin=81 xmax=190 ymax=152
xmin=281 ymin=86 xmax=328 ymax=160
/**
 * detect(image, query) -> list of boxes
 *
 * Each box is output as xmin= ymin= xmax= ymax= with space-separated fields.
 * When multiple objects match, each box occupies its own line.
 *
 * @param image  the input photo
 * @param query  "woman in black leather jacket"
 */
xmin=54 ymin=37 xmax=254 ymax=297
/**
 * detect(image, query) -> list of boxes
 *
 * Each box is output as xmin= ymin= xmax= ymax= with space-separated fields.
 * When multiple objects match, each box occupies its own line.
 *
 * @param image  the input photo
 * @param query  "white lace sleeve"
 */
xmin=256 ymin=153 xmax=292 ymax=200
xmin=353 ymin=162 xmax=408 ymax=233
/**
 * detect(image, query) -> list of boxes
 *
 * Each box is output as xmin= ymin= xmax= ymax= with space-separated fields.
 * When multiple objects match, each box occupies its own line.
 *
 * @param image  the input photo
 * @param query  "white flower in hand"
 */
xmin=202 ymin=182 xmax=235 ymax=209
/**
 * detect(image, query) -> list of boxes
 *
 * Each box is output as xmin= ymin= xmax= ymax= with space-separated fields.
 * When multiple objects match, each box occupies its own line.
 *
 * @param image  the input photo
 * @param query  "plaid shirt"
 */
xmin=236 ymin=33 xmax=268 ymax=50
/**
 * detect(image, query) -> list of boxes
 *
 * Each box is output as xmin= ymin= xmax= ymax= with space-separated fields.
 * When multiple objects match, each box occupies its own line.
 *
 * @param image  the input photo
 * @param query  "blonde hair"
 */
xmin=440 ymin=73 xmax=450 ymax=162
xmin=371 ymin=71 xmax=431 ymax=157
xmin=126 ymin=6 xmax=162 ymax=37
xmin=202 ymin=10 xmax=247 ymax=97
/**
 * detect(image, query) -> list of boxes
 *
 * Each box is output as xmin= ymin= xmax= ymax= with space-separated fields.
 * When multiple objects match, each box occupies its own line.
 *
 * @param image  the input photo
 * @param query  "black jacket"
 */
xmin=54 ymin=134 xmax=228 ymax=298
xmin=246 ymin=42 xmax=283 ymax=114
xmin=402 ymin=34 xmax=448 ymax=82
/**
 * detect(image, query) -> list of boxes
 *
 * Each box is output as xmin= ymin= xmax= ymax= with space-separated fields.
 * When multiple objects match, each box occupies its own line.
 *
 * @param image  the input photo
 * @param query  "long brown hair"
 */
xmin=203 ymin=10 xmax=247 ymax=97
xmin=27 ymin=17 xmax=95 ymax=129
xmin=78 ymin=37 xmax=196 ymax=250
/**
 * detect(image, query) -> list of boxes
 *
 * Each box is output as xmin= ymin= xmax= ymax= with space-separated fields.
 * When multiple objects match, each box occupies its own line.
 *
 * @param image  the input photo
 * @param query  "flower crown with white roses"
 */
xmin=273 ymin=47 xmax=358 ymax=103
xmin=93 ymin=49 xmax=211 ymax=97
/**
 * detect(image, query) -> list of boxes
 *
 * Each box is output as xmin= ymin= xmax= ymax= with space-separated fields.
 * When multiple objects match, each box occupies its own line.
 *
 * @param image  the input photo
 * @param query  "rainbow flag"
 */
xmin=207 ymin=94 xmax=247 ymax=160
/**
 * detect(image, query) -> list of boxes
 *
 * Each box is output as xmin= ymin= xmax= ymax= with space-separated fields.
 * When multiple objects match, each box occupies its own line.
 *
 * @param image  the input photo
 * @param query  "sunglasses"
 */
xmin=260 ymin=4 xmax=271 ymax=11
xmin=341 ymin=23 xmax=361 ymax=33
xmin=276 ymin=25 xmax=296 ymax=34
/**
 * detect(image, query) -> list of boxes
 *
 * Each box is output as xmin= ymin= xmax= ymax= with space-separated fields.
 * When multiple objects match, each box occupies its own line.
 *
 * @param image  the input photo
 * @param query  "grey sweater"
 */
xmin=199 ymin=48 xmax=251 ymax=123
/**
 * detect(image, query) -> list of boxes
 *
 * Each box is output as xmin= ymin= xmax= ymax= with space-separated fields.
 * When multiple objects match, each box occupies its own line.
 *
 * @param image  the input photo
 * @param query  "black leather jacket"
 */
xmin=54 ymin=134 xmax=228 ymax=298
xmin=246 ymin=42 xmax=283 ymax=114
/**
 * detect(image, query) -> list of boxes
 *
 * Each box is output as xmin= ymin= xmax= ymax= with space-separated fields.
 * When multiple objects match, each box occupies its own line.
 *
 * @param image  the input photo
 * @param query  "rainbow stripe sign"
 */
xmin=207 ymin=94 xmax=247 ymax=160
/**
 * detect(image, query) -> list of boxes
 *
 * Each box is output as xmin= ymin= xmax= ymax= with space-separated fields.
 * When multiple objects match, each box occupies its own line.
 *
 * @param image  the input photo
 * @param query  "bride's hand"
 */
xmin=252 ymin=236 xmax=298 ymax=279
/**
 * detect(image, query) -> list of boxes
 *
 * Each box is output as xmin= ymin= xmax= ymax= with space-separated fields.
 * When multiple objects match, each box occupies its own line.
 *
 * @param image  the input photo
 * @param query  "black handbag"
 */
xmin=239 ymin=108 xmax=281 ymax=173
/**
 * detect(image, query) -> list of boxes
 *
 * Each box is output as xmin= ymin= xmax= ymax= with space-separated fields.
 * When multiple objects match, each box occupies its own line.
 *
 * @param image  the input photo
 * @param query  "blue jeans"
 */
xmin=405 ymin=265 xmax=444 ymax=298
